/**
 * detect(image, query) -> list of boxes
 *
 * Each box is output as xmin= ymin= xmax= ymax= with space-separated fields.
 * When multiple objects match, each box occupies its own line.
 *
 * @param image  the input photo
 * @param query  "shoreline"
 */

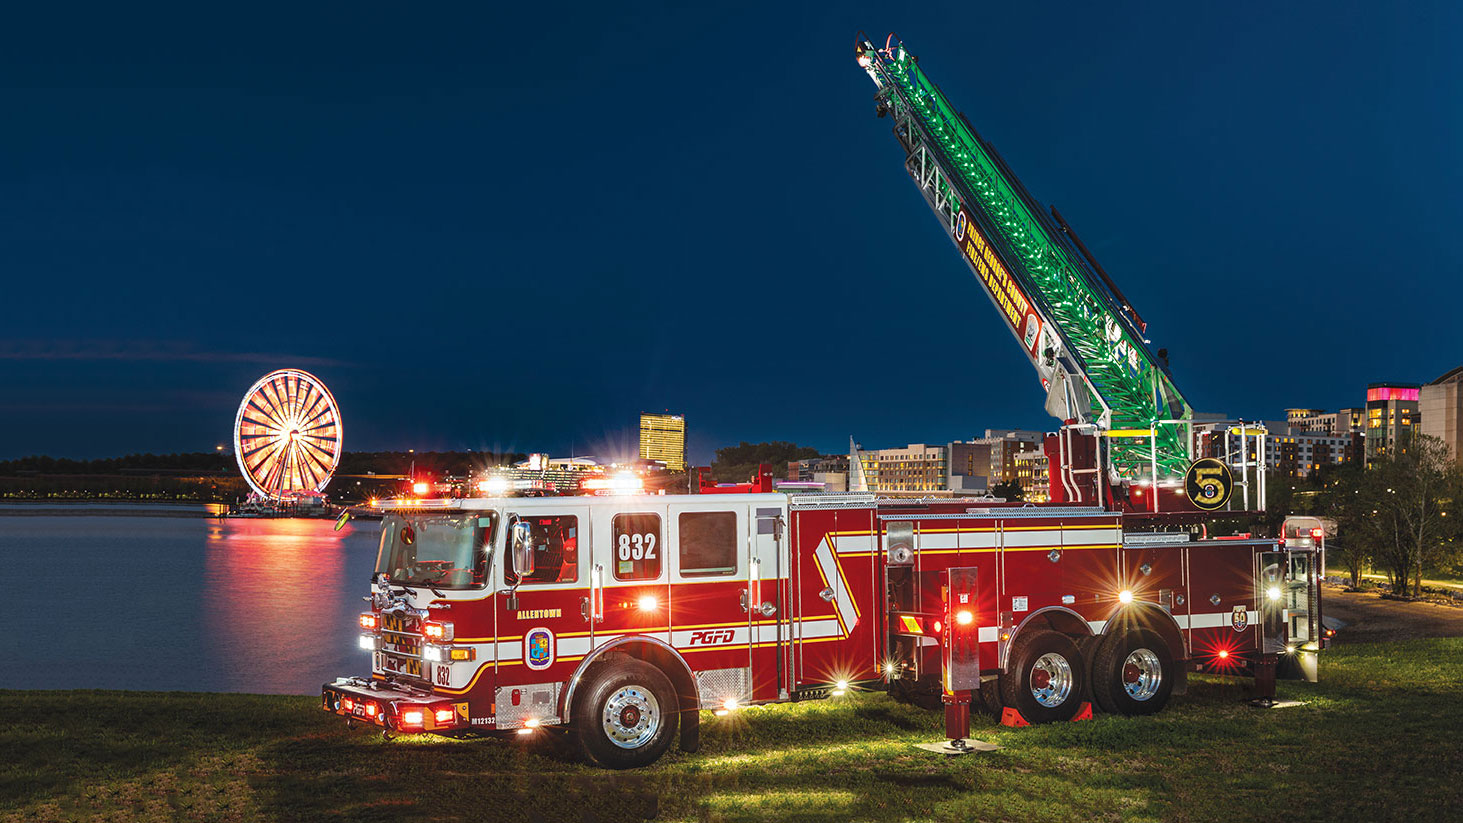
xmin=0 ymin=507 xmax=220 ymax=518
xmin=0 ymin=501 xmax=371 ymax=518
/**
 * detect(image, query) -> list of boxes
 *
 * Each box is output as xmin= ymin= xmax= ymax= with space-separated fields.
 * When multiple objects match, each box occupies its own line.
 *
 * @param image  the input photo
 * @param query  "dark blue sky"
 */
xmin=3 ymin=3 xmax=1461 ymax=464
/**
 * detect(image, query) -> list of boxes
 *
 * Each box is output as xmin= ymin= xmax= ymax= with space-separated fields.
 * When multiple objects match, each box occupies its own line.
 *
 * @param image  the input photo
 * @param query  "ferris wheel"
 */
xmin=233 ymin=369 xmax=343 ymax=499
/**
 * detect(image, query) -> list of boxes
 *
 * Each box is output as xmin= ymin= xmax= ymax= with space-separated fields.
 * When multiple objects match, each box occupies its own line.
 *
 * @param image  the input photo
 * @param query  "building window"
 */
xmin=679 ymin=511 xmax=737 ymax=577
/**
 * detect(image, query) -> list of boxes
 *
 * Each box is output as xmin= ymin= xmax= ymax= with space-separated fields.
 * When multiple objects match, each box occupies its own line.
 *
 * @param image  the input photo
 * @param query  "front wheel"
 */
xmin=1091 ymin=629 xmax=1174 ymax=716
xmin=572 ymin=659 xmax=679 ymax=769
xmin=999 ymin=629 xmax=1087 ymax=723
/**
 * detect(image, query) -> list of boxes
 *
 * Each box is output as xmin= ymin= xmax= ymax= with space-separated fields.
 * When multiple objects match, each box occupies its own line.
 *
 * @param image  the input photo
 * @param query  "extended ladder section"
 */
xmin=856 ymin=34 xmax=1193 ymax=483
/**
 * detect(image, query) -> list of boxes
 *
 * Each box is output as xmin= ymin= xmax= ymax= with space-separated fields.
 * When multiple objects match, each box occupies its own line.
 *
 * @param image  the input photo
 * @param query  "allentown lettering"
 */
xmin=516 ymin=608 xmax=562 ymax=619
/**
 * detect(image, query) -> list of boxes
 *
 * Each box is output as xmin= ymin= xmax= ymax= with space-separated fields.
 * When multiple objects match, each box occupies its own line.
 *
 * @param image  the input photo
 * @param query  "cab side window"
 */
xmin=678 ymin=511 xmax=737 ymax=577
xmin=613 ymin=513 xmax=662 ymax=581
xmin=507 ymin=515 xmax=579 ymax=584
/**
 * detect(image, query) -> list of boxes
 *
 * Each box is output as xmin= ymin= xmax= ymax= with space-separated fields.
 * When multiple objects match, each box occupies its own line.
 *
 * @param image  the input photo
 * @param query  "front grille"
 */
xmin=378 ymin=609 xmax=426 ymax=680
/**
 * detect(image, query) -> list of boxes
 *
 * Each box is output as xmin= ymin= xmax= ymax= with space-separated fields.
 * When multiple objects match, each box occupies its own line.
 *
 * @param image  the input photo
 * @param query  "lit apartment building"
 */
xmin=1364 ymin=383 xmax=1420 ymax=465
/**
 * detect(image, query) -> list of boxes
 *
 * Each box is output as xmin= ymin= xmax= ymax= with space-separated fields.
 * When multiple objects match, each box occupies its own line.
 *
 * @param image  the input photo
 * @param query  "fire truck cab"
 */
xmin=324 ymin=492 xmax=1324 ymax=768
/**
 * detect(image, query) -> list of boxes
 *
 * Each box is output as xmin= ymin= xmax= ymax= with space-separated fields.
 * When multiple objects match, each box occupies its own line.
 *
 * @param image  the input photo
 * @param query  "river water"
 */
xmin=0 ymin=505 xmax=379 ymax=694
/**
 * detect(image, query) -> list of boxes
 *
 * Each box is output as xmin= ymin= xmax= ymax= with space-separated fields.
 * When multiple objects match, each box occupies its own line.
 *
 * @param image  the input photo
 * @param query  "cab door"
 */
xmin=496 ymin=506 xmax=591 ymax=726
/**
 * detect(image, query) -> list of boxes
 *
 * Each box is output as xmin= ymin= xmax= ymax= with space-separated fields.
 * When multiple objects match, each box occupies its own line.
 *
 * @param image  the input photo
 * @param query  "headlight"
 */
xmin=358 ymin=635 xmax=377 ymax=651
xmin=423 ymin=645 xmax=444 ymax=663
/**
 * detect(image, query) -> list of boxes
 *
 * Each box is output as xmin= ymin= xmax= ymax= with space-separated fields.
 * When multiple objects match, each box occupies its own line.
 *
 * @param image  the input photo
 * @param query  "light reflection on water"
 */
xmin=0 ymin=513 xmax=379 ymax=694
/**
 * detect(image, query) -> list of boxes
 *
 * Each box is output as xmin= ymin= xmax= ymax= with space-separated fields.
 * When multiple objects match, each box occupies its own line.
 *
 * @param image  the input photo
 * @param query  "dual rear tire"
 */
xmin=1000 ymin=630 xmax=1088 ymax=723
xmin=1090 ymin=628 xmax=1174 ymax=716
xmin=992 ymin=627 xmax=1175 ymax=722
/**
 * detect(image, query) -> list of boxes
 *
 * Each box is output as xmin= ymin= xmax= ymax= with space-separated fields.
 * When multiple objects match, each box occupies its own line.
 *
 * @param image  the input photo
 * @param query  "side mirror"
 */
xmin=511 ymin=521 xmax=535 ymax=578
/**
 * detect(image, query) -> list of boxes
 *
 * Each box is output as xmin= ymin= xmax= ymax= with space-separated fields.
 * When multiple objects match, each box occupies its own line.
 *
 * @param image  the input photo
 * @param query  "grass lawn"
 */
xmin=3 ymin=638 xmax=1460 ymax=823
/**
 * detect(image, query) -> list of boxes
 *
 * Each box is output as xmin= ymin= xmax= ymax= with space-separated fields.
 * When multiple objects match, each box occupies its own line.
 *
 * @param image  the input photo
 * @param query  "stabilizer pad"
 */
xmin=1244 ymin=698 xmax=1308 ymax=709
xmin=914 ymin=739 xmax=1000 ymax=756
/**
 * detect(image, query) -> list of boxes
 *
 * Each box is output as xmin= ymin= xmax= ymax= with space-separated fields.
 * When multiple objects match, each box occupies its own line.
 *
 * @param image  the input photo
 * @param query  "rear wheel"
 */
xmin=572 ymin=659 xmax=679 ymax=769
xmin=1091 ymin=629 xmax=1174 ymax=716
xmin=976 ymin=676 xmax=1004 ymax=717
xmin=999 ymin=630 xmax=1087 ymax=723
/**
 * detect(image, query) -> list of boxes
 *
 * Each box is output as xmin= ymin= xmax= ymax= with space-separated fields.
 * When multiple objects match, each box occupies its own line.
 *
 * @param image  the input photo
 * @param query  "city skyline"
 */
xmin=3 ymin=4 xmax=1462 ymax=464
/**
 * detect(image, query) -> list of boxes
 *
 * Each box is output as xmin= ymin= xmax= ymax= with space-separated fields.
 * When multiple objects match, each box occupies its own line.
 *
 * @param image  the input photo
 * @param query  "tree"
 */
xmin=1316 ymin=462 xmax=1370 ymax=589
xmin=710 ymin=441 xmax=820 ymax=484
xmin=990 ymin=480 xmax=1024 ymax=502
xmin=1334 ymin=435 xmax=1462 ymax=598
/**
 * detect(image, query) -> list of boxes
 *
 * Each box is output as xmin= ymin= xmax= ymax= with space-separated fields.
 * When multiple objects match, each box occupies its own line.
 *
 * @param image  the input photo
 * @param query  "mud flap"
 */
xmin=679 ymin=706 xmax=699 ymax=753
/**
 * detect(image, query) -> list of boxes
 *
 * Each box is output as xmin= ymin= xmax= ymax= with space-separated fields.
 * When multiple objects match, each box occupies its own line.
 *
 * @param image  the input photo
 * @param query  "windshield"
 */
xmin=375 ymin=513 xmax=496 ymax=589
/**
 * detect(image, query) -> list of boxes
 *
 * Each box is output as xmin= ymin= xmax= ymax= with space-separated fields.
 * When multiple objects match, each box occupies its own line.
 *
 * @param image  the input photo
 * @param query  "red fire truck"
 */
xmin=322 ymin=34 xmax=1328 ymax=766
xmin=323 ymin=488 xmax=1325 ymax=767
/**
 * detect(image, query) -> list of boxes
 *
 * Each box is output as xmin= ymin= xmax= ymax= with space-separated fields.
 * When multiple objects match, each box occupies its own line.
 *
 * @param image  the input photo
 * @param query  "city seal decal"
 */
xmin=1231 ymin=606 xmax=1249 ymax=632
xmin=525 ymin=627 xmax=555 ymax=670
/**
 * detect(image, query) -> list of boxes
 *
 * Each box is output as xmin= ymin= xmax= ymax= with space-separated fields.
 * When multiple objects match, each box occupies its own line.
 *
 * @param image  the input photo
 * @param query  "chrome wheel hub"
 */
xmin=1029 ymin=652 xmax=1074 ymax=708
xmin=602 ymin=685 xmax=660 ymax=749
xmin=1122 ymin=648 xmax=1163 ymax=701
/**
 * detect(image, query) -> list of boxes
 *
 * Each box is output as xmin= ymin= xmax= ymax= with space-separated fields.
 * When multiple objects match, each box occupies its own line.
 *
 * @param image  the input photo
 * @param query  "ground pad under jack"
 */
xmin=914 ymin=739 xmax=1001 ymax=755
xmin=1244 ymin=698 xmax=1308 ymax=709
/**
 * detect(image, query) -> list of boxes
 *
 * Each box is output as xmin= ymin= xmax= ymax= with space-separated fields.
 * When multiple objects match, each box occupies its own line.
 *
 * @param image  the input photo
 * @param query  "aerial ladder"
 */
xmin=855 ymin=33 xmax=1255 ymax=512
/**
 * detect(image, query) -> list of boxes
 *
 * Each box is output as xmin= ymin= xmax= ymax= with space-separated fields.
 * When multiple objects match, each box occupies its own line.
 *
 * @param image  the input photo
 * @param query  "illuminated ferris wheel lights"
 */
xmin=233 ymin=369 xmax=342 ymax=500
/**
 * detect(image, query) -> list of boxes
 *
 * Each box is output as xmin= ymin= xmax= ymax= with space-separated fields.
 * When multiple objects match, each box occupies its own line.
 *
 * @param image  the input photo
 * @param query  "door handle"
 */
xmin=593 ymin=564 xmax=605 ymax=621
xmin=581 ymin=596 xmax=591 ymax=622
xmin=739 ymin=589 xmax=750 ymax=613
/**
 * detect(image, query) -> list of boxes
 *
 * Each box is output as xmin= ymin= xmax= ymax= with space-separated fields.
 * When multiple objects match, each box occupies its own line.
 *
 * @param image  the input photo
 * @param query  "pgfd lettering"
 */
xmin=688 ymin=629 xmax=736 ymax=646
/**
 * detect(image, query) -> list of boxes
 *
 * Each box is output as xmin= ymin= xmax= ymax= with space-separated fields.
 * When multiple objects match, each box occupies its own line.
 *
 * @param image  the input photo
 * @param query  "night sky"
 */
xmin=3 ymin=3 xmax=1461 ymax=464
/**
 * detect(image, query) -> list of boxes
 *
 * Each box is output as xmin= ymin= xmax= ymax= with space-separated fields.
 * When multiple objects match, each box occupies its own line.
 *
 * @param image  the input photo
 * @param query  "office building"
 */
xmin=1013 ymin=450 xmax=1050 ymax=502
xmin=787 ymin=455 xmax=850 ymax=493
xmin=1194 ymin=421 xmax=1356 ymax=478
xmin=978 ymin=429 xmax=1045 ymax=483
xmin=638 ymin=412 xmax=686 ymax=472
xmin=850 ymin=442 xmax=948 ymax=492
xmin=1421 ymin=365 xmax=1463 ymax=461
xmin=947 ymin=440 xmax=991 ymax=493
xmin=1335 ymin=408 xmax=1365 ymax=435
xmin=1286 ymin=409 xmax=1336 ymax=434
xmin=847 ymin=439 xmax=991 ymax=494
